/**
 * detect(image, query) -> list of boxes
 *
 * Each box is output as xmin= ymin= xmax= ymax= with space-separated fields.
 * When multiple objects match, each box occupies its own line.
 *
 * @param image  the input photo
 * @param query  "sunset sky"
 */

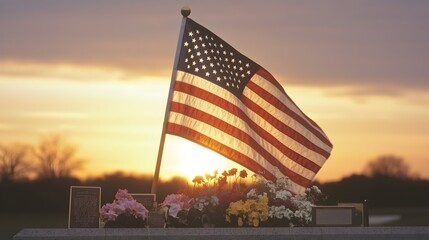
xmin=1 ymin=0 xmax=428 ymax=182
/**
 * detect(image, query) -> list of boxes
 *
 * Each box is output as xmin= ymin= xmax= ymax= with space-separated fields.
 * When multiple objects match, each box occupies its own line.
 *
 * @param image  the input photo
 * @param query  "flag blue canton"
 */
xmin=177 ymin=19 xmax=260 ymax=98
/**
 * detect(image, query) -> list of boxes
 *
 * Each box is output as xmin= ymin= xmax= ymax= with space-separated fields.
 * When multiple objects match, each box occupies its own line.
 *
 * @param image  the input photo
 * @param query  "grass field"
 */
xmin=1 ymin=212 xmax=68 ymax=240
xmin=2 ymin=209 xmax=429 ymax=240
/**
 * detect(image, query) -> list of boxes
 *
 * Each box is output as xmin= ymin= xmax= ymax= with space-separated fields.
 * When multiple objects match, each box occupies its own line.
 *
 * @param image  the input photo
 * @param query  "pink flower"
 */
xmin=115 ymin=189 xmax=132 ymax=200
xmin=162 ymin=194 xmax=195 ymax=218
xmin=99 ymin=189 xmax=148 ymax=222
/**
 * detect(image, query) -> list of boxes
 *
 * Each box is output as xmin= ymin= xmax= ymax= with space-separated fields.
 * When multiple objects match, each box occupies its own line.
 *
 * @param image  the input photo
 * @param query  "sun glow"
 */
xmin=177 ymin=140 xmax=224 ymax=179
xmin=162 ymin=136 xmax=243 ymax=181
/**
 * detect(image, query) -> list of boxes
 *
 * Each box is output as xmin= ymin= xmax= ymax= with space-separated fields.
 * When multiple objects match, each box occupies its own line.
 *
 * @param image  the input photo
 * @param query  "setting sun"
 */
xmin=162 ymin=135 xmax=249 ymax=181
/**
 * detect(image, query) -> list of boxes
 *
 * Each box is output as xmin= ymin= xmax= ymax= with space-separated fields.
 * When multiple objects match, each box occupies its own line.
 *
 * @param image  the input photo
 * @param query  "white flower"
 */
xmin=195 ymin=202 xmax=205 ymax=211
xmin=210 ymin=196 xmax=219 ymax=206
xmin=275 ymin=190 xmax=292 ymax=200
xmin=193 ymin=195 xmax=219 ymax=212
xmin=266 ymin=181 xmax=276 ymax=193
xmin=276 ymin=177 xmax=290 ymax=189
xmin=246 ymin=188 xmax=257 ymax=198
xmin=269 ymin=205 xmax=286 ymax=219
xmin=296 ymin=192 xmax=307 ymax=201
xmin=310 ymin=185 xmax=322 ymax=194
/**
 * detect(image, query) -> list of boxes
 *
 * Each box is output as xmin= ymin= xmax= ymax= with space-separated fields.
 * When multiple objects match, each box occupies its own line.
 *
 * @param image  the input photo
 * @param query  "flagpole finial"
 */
xmin=181 ymin=6 xmax=191 ymax=17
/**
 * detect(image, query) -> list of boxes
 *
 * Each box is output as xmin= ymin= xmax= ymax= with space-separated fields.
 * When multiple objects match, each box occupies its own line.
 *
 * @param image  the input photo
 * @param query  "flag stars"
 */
xmin=181 ymin=26 xmax=258 ymax=96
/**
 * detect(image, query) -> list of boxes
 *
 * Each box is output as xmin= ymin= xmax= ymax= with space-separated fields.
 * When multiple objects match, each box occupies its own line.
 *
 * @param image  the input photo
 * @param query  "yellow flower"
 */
xmin=252 ymin=218 xmax=260 ymax=227
xmin=226 ymin=196 xmax=269 ymax=227
xmin=237 ymin=217 xmax=244 ymax=227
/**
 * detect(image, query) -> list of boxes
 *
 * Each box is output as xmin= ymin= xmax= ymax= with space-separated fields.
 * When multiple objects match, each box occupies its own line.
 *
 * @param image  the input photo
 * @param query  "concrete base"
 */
xmin=13 ymin=227 xmax=429 ymax=240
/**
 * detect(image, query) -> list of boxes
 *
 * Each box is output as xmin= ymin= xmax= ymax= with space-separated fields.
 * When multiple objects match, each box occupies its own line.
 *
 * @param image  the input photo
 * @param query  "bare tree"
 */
xmin=32 ymin=134 xmax=84 ymax=178
xmin=0 ymin=143 xmax=31 ymax=181
xmin=364 ymin=155 xmax=410 ymax=179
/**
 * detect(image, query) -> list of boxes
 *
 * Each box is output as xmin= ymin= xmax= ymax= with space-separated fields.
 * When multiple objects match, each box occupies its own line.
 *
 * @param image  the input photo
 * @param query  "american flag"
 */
xmin=167 ymin=18 xmax=333 ymax=193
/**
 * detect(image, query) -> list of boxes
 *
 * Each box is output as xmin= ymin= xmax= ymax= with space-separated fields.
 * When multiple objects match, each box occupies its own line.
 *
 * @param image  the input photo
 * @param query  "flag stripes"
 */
xmin=167 ymin=70 xmax=332 ymax=193
xmin=250 ymin=69 xmax=333 ymax=149
xmin=169 ymin=98 xmax=317 ymax=180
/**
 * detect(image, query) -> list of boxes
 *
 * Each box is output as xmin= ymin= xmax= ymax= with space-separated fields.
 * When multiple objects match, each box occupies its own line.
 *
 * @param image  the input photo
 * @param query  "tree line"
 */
xmin=1 ymin=135 xmax=428 ymax=213
xmin=0 ymin=134 xmax=83 ymax=181
xmin=318 ymin=155 xmax=429 ymax=208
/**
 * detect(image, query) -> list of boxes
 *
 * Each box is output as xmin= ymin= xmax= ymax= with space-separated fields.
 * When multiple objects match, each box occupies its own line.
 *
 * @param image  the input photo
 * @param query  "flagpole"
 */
xmin=151 ymin=7 xmax=190 ymax=194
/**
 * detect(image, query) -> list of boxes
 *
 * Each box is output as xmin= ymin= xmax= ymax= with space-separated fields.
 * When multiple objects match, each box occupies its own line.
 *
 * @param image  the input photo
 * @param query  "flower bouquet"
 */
xmin=160 ymin=168 xmax=326 ymax=228
xmin=100 ymin=189 xmax=149 ymax=228
xmin=247 ymin=178 xmax=325 ymax=227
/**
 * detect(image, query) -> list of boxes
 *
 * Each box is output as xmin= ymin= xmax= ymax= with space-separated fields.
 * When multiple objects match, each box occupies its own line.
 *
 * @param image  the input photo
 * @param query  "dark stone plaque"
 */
xmin=130 ymin=193 xmax=156 ymax=211
xmin=338 ymin=203 xmax=365 ymax=226
xmin=312 ymin=206 xmax=356 ymax=226
xmin=68 ymin=186 xmax=101 ymax=228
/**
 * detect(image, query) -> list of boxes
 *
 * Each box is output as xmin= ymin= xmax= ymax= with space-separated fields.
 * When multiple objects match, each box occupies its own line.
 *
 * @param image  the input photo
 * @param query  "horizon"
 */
xmin=1 ymin=1 xmax=429 ymax=183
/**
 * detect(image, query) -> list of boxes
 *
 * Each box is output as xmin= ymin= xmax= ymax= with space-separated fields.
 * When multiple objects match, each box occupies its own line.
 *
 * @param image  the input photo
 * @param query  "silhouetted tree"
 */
xmin=32 ymin=134 xmax=84 ymax=179
xmin=364 ymin=155 xmax=410 ymax=179
xmin=0 ymin=143 xmax=32 ymax=182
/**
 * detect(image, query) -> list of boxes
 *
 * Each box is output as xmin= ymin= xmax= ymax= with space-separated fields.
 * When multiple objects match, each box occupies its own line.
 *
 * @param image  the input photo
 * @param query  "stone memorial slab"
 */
xmin=312 ymin=206 xmax=356 ymax=226
xmin=68 ymin=186 xmax=101 ymax=228
xmin=338 ymin=202 xmax=367 ymax=226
